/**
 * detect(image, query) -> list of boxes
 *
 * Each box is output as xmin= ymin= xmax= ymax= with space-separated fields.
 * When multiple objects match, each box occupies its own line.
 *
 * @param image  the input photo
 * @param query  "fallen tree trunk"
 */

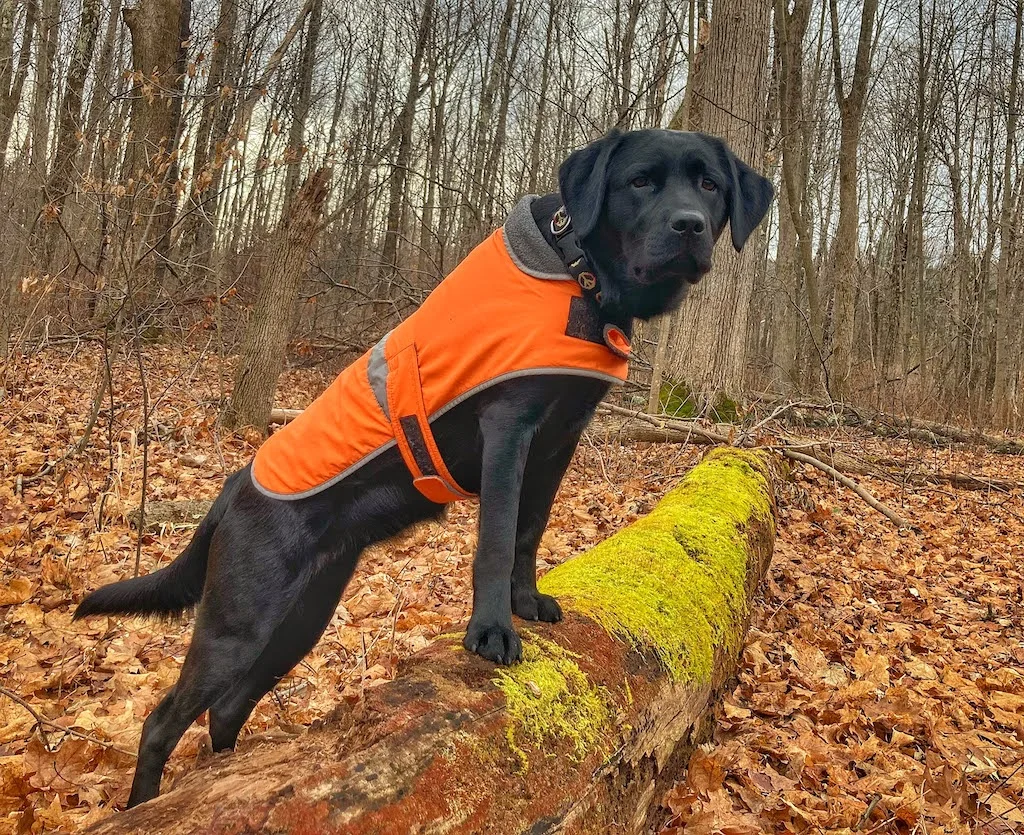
xmin=624 ymin=425 xmax=1024 ymax=494
xmin=268 ymin=407 xmax=303 ymax=424
xmin=86 ymin=448 xmax=778 ymax=835
xmin=780 ymin=401 xmax=1024 ymax=455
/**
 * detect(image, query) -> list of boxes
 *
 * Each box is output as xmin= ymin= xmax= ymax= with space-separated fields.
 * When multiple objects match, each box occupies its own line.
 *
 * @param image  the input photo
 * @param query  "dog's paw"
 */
xmin=464 ymin=620 xmax=522 ymax=665
xmin=512 ymin=588 xmax=563 ymax=623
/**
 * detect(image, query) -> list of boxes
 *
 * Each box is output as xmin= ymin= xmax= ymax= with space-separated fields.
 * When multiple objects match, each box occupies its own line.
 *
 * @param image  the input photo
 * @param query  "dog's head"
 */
xmin=558 ymin=128 xmax=774 ymax=320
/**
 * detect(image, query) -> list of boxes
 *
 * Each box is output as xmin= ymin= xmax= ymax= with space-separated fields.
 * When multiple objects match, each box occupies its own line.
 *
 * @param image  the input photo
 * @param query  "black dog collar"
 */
xmin=549 ymin=205 xmax=631 ymax=359
xmin=550 ymin=206 xmax=601 ymax=302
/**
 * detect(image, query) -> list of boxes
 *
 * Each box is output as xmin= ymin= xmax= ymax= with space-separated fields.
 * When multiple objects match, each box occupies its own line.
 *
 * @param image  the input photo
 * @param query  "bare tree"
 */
xmin=826 ymin=0 xmax=878 ymax=398
xmin=665 ymin=0 xmax=773 ymax=407
xmin=119 ymin=0 xmax=190 ymax=299
xmin=223 ymin=167 xmax=331 ymax=431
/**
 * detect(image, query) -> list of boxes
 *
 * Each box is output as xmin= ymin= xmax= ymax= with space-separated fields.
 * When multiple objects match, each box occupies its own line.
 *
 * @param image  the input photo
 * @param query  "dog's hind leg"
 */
xmin=208 ymin=556 xmax=356 ymax=752
xmin=126 ymin=563 xmax=313 ymax=807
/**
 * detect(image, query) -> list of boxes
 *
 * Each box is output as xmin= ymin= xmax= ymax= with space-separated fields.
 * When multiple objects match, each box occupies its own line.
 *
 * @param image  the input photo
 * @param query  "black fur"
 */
xmin=74 ymin=128 xmax=773 ymax=807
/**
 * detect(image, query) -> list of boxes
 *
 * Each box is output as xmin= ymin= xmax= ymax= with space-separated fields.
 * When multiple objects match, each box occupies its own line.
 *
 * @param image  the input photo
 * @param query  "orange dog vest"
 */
xmin=251 ymin=214 xmax=630 ymax=503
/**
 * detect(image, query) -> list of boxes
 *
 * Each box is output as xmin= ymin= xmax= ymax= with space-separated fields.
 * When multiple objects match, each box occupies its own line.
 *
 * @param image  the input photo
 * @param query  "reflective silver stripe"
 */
xmin=429 ymin=367 xmax=625 ymax=421
xmin=366 ymin=331 xmax=391 ymax=418
xmin=250 ymin=366 xmax=624 ymax=502
xmin=250 ymin=440 xmax=399 ymax=501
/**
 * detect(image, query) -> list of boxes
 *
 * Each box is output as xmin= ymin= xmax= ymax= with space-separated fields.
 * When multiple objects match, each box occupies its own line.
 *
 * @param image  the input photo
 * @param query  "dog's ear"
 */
xmin=558 ymin=129 xmax=625 ymax=240
xmin=725 ymin=151 xmax=774 ymax=252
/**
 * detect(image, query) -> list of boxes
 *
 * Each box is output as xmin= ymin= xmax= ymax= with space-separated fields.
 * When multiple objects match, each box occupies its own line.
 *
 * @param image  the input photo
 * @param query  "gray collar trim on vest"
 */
xmin=502 ymin=195 xmax=573 ymax=280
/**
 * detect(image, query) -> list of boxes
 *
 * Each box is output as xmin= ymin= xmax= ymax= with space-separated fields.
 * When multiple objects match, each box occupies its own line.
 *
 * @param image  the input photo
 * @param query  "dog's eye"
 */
xmin=630 ymin=175 xmax=650 ymax=188
xmin=701 ymin=178 xmax=717 ymax=191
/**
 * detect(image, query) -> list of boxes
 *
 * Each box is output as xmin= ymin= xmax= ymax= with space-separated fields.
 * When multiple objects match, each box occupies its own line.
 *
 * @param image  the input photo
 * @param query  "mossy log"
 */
xmin=86 ymin=448 xmax=779 ymax=835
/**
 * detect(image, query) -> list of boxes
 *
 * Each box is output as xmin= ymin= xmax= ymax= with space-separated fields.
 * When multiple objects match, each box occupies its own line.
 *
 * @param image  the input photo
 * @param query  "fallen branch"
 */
xmin=783 ymin=450 xmax=907 ymax=527
xmin=0 ymin=686 xmax=136 ymax=757
xmin=268 ymin=407 xmax=302 ymax=424
xmin=783 ymin=401 xmax=1024 ymax=455
xmin=85 ymin=448 xmax=779 ymax=835
xmin=603 ymin=405 xmax=909 ymax=528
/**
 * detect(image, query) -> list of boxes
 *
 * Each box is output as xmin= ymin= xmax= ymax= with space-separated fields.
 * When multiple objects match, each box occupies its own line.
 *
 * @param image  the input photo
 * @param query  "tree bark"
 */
xmin=35 ymin=0 xmax=101 ymax=266
xmin=992 ymin=0 xmax=1023 ymax=428
xmin=83 ymin=448 xmax=777 ymax=835
xmin=119 ymin=0 xmax=190 ymax=301
xmin=665 ymin=0 xmax=772 ymax=406
xmin=826 ymin=0 xmax=877 ymax=398
xmin=222 ymin=167 xmax=331 ymax=432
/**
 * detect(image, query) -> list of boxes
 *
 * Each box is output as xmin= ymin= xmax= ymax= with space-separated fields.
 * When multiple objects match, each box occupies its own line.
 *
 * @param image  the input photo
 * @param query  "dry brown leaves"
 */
xmin=662 ymin=451 xmax=1024 ymax=834
xmin=0 ymin=344 xmax=693 ymax=833
xmin=2 ymin=345 xmax=1022 ymax=833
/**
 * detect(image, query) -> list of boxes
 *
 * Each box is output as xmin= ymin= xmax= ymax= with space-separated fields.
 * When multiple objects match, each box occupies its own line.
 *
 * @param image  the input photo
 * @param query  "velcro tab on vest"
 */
xmin=386 ymin=343 xmax=474 ymax=504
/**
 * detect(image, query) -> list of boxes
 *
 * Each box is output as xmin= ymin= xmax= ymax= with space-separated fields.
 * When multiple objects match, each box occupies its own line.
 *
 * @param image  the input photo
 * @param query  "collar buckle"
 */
xmin=550 ymin=205 xmax=572 ymax=238
xmin=550 ymin=205 xmax=601 ymax=302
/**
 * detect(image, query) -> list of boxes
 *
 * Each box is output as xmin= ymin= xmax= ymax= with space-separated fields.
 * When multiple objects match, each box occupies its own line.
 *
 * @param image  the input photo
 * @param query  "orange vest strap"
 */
xmin=385 ymin=342 xmax=475 ymax=504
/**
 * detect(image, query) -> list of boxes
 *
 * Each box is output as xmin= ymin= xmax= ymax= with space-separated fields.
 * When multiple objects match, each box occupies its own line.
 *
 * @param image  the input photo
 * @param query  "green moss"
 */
xmin=538 ymin=448 xmax=773 ymax=683
xmin=659 ymin=381 xmax=698 ymax=418
xmin=658 ymin=380 xmax=742 ymax=422
xmin=493 ymin=636 xmax=610 ymax=770
xmin=710 ymin=394 xmax=742 ymax=424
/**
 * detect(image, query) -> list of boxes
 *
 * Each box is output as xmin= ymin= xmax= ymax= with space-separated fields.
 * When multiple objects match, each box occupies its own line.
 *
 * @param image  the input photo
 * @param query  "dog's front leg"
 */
xmin=463 ymin=405 xmax=537 ymax=665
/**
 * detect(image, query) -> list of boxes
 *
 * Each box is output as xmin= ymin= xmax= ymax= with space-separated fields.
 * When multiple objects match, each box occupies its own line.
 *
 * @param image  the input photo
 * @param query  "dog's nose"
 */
xmin=670 ymin=211 xmax=706 ymax=235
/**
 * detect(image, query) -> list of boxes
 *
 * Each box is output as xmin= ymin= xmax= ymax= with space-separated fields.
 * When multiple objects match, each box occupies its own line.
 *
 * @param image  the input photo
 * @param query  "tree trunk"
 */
xmin=992 ymin=0 xmax=1023 ymax=427
xmin=35 ymin=0 xmax=101 ymax=266
xmin=665 ymin=0 xmax=772 ymax=407
xmin=0 ymin=0 xmax=36 ymax=163
xmin=648 ymin=0 xmax=698 ymax=413
xmin=119 ymin=0 xmax=190 ymax=301
xmin=82 ymin=0 xmax=123 ymax=176
xmin=526 ymin=0 xmax=555 ymax=195
xmin=281 ymin=0 xmax=321 ymax=210
xmin=82 ymin=448 xmax=778 ymax=835
xmin=381 ymin=0 xmax=434 ymax=274
xmin=222 ymin=167 xmax=331 ymax=432
xmin=27 ymin=0 xmax=57 ymax=178
xmin=773 ymin=0 xmax=818 ymax=393
xmin=460 ymin=0 xmax=515 ymax=246
xmin=826 ymin=0 xmax=877 ymax=399
xmin=182 ymin=0 xmax=239 ymax=273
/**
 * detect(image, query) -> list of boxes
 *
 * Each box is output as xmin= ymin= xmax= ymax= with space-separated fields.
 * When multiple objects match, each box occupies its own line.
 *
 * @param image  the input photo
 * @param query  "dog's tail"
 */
xmin=74 ymin=471 xmax=240 ymax=620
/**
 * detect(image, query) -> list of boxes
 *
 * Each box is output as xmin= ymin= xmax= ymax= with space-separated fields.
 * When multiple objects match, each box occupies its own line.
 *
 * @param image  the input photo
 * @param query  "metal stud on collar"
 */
xmin=550 ymin=206 xmax=571 ymax=238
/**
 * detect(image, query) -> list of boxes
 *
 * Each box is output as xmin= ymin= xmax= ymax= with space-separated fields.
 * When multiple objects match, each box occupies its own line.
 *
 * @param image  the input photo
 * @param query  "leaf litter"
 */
xmin=0 ymin=345 xmax=1021 ymax=833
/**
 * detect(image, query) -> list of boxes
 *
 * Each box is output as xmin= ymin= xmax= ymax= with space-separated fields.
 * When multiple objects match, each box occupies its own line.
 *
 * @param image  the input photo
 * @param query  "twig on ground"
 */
xmin=0 ymin=686 xmax=137 ymax=757
xmin=599 ymin=402 xmax=909 ymax=529
xmin=782 ymin=450 xmax=908 ymax=528
xmin=854 ymin=793 xmax=882 ymax=831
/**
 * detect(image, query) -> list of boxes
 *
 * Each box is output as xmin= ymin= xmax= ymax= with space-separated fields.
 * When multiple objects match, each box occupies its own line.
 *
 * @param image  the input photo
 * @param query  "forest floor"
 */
xmin=0 ymin=344 xmax=1022 ymax=834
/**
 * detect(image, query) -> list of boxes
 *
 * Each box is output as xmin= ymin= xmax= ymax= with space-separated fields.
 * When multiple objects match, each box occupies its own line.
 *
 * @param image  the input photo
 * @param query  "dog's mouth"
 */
xmin=686 ymin=261 xmax=713 ymax=283
xmin=633 ymin=250 xmax=711 ymax=286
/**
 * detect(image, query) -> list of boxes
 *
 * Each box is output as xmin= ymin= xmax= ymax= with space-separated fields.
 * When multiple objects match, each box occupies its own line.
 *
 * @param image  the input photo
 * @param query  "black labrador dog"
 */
xmin=75 ymin=128 xmax=773 ymax=807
